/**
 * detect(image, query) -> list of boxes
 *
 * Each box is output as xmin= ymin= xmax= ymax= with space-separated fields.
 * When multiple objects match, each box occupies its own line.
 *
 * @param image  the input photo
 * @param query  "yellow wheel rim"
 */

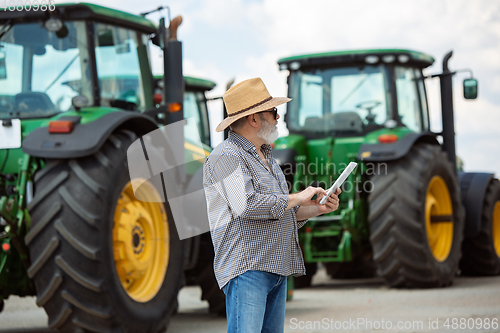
xmin=113 ymin=180 xmax=169 ymax=302
xmin=425 ymin=176 xmax=454 ymax=262
xmin=493 ymin=201 xmax=500 ymax=258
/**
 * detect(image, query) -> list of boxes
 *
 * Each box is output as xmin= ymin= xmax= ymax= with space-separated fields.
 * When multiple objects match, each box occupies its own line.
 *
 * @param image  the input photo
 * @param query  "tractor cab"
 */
xmin=0 ymin=3 xmax=163 ymax=120
xmin=279 ymin=49 xmax=436 ymax=139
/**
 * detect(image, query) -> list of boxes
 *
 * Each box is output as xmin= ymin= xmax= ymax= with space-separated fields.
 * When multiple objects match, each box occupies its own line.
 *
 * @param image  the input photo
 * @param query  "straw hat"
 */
xmin=216 ymin=77 xmax=291 ymax=132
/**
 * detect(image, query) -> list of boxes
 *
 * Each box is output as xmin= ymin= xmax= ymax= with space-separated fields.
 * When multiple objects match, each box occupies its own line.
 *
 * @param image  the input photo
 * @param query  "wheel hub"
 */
xmin=113 ymin=180 xmax=170 ymax=302
xmin=132 ymin=227 xmax=142 ymax=250
xmin=425 ymin=176 xmax=454 ymax=262
xmin=115 ymin=202 xmax=154 ymax=276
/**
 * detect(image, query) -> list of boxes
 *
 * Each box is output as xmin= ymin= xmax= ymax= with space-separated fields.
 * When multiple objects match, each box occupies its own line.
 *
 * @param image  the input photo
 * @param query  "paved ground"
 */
xmin=1 ymin=267 xmax=500 ymax=333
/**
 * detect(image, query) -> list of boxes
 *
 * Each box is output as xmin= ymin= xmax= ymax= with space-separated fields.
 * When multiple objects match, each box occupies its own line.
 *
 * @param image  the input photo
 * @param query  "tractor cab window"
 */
xmin=94 ymin=24 xmax=148 ymax=111
xmin=184 ymin=90 xmax=210 ymax=146
xmin=395 ymin=66 xmax=424 ymax=132
xmin=296 ymin=73 xmax=323 ymax=126
xmin=0 ymin=21 xmax=93 ymax=119
xmin=415 ymin=69 xmax=430 ymax=131
xmin=288 ymin=65 xmax=391 ymax=136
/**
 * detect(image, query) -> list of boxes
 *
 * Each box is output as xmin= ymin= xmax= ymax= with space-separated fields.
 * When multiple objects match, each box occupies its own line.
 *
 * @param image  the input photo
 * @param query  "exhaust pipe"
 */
xmin=439 ymin=51 xmax=457 ymax=174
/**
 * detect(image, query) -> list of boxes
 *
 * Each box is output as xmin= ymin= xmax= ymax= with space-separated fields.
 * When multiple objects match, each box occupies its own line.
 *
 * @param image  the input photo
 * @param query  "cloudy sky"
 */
xmin=63 ymin=0 xmax=499 ymax=174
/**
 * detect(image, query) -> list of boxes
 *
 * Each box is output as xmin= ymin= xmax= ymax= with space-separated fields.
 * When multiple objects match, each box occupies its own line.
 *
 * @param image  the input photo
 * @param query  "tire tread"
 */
xmin=368 ymin=143 xmax=464 ymax=288
xmin=27 ymin=129 xmax=181 ymax=332
xmin=55 ymin=255 xmax=102 ymax=292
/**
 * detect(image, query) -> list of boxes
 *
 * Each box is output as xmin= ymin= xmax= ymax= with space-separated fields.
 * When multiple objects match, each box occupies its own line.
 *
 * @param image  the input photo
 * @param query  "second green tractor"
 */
xmin=274 ymin=49 xmax=499 ymax=289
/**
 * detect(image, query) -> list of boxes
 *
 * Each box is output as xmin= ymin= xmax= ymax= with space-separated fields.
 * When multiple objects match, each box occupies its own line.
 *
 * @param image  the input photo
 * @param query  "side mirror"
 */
xmin=463 ymin=78 xmax=478 ymax=99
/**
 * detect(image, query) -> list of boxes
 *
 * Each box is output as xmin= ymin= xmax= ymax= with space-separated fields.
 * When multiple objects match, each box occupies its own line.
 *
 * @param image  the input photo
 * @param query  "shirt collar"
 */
xmin=261 ymin=143 xmax=272 ymax=155
xmin=228 ymin=131 xmax=273 ymax=154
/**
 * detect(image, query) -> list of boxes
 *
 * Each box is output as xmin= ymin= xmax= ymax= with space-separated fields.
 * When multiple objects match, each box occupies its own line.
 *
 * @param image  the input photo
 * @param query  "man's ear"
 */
xmin=248 ymin=114 xmax=259 ymax=128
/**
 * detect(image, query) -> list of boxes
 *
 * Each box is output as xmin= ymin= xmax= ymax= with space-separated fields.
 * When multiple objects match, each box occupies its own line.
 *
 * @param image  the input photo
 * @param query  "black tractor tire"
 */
xmin=368 ymin=143 xmax=464 ymax=288
xmin=26 ymin=129 xmax=184 ymax=333
xmin=186 ymin=234 xmax=225 ymax=316
xmin=0 ymin=299 xmax=3 ymax=313
xmin=293 ymin=263 xmax=317 ymax=288
xmin=324 ymin=257 xmax=377 ymax=279
xmin=460 ymin=179 xmax=500 ymax=275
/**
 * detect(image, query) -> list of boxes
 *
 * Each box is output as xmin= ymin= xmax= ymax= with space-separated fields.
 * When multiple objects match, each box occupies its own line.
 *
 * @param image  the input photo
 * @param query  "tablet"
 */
xmin=319 ymin=162 xmax=358 ymax=204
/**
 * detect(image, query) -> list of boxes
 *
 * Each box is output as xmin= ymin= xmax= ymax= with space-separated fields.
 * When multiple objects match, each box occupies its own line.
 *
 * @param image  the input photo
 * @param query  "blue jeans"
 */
xmin=222 ymin=270 xmax=287 ymax=333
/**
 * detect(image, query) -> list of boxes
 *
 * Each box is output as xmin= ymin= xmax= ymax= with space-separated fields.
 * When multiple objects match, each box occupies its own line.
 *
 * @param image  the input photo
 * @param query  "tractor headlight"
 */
xmin=365 ymin=55 xmax=379 ymax=64
xmin=398 ymin=55 xmax=410 ymax=63
xmin=289 ymin=62 xmax=301 ymax=70
xmin=382 ymin=55 xmax=395 ymax=63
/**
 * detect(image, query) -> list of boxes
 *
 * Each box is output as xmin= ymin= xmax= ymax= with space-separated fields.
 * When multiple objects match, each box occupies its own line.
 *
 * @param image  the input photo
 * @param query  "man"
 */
xmin=203 ymin=77 xmax=340 ymax=333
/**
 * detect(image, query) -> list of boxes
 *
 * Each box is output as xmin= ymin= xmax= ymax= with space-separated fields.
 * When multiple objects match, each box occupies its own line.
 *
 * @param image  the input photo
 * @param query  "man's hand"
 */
xmin=298 ymin=186 xmax=328 ymax=206
xmin=287 ymin=186 xmax=327 ymax=210
xmin=295 ymin=188 xmax=342 ymax=221
xmin=316 ymin=187 xmax=341 ymax=214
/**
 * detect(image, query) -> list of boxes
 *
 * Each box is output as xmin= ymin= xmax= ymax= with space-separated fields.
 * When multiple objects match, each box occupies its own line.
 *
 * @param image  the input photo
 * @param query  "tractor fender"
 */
xmin=357 ymin=132 xmax=439 ymax=162
xmin=458 ymin=172 xmax=494 ymax=238
xmin=22 ymin=112 xmax=159 ymax=159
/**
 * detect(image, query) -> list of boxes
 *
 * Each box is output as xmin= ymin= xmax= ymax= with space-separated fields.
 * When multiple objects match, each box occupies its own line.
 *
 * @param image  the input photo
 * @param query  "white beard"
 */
xmin=258 ymin=118 xmax=279 ymax=144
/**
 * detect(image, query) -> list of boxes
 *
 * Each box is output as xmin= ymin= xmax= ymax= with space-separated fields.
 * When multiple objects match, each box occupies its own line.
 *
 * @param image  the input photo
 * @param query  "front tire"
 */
xmin=368 ymin=144 xmax=464 ymax=288
xmin=26 ymin=129 xmax=184 ymax=332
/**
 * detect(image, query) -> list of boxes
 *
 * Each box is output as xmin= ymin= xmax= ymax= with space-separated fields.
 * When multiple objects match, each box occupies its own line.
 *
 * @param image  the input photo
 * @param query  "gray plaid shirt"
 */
xmin=203 ymin=131 xmax=307 ymax=289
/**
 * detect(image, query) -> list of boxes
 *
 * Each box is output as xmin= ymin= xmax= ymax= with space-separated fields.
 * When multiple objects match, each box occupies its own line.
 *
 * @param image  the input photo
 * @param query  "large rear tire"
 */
xmin=368 ymin=143 xmax=464 ymax=288
xmin=460 ymin=179 xmax=500 ymax=275
xmin=26 ymin=129 xmax=184 ymax=332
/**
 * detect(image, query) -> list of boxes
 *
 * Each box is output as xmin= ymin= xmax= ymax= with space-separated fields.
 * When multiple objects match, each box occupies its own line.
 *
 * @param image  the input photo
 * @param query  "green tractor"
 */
xmin=274 ymin=49 xmax=500 ymax=288
xmin=0 ymin=3 xmax=224 ymax=332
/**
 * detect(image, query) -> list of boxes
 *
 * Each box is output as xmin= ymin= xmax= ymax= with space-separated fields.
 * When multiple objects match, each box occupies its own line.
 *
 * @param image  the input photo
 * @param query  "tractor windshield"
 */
xmin=0 ymin=21 xmax=92 ymax=119
xmin=287 ymin=65 xmax=391 ymax=136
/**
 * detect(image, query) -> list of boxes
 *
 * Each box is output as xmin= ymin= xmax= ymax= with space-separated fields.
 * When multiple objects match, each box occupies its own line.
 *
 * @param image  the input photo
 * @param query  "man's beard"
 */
xmin=258 ymin=117 xmax=279 ymax=144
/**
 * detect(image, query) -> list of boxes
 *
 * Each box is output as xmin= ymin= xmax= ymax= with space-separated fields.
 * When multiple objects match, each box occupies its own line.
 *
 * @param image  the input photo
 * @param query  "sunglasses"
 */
xmin=258 ymin=107 xmax=278 ymax=119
